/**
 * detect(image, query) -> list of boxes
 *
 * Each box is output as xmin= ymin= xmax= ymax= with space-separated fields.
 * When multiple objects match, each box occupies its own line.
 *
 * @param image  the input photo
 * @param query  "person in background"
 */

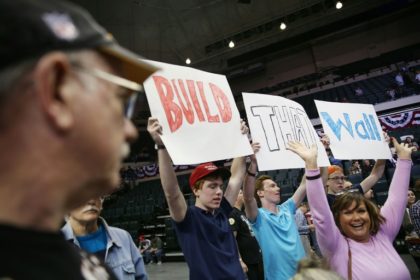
xmin=325 ymin=131 xmax=390 ymax=208
xmin=326 ymin=160 xmax=385 ymax=208
xmin=415 ymin=69 xmax=420 ymax=84
xmin=395 ymin=72 xmax=405 ymax=86
xmin=295 ymin=202 xmax=315 ymax=256
xmin=407 ymin=189 xmax=420 ymax=269
xmin=230 ymin=188 xmax=264 ymax=280
xmin=0 ymin=0 xmax=156 ymax=279
xmin=349 ymin=160 xmax=362 ymax=175
xmin=139 ymin=236 xmax=152 ymax=264
xmin=146 ymin=235 xmax=163 ymax=265
xmin=62 ymin=197 xmax=148 ymax=279
xmin=404 ymin=136 xmax=419 ymax=151
xmin=287 ymin=138 xmax=414 ymax=279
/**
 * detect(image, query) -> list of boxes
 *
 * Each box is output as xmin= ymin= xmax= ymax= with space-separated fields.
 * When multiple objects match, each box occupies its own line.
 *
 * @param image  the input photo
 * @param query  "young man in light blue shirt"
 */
xmin=243 ymin=148 xmax=306 ymax=280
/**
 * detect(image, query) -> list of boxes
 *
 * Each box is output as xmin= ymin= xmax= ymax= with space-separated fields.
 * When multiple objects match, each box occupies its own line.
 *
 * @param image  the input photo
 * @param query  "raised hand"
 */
xmin=383 ymin=131 xmax=390 ymax=144
xmin=393 ymin=137 xmax=415 ymax=160
xmin=147 ymin=117 xmax=164 ymax=145
xmin=250 ymin=142 xmax=261 ymax=163
xmin=320 ymin=134 xmax=330 ymax=149
xmin=287 ymin=141 xmax=318 ymax=169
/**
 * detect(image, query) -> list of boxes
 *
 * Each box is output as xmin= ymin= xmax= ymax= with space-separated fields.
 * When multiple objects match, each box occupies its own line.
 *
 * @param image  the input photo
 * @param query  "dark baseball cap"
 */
xmin=0 ymin=0 xmax=157 ymax=84
xmin=189 ymin=162 xmax=231 ymax=189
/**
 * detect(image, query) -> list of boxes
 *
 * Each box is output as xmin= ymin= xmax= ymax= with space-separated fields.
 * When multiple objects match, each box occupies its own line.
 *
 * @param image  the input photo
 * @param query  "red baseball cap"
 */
xmin=189 ymin=162 xmax=231 ymax=189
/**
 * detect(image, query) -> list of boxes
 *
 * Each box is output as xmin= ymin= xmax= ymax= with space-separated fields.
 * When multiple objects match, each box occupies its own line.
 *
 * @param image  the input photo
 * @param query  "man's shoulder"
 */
xmin=107 ymin=225 xmax=129 ymax=235
xmin=106 ymin=226 xmax=133 ymax=243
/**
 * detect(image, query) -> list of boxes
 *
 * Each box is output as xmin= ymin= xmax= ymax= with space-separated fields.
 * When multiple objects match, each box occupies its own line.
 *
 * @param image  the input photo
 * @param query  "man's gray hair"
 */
xmin=0 ymin=50 xmax=90 ymax=107
xmin=0 ymin=57 xmax=39 ymax=102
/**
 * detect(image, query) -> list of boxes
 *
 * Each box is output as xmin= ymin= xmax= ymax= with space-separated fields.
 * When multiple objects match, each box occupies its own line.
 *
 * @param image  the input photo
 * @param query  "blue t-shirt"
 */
xmin=173 ymin=197 xmax=245 ymax=280
xmin=251 ymin=198 xmax=305 ymax=280
xmin=76 ymin=224 xmax=107 ymax=260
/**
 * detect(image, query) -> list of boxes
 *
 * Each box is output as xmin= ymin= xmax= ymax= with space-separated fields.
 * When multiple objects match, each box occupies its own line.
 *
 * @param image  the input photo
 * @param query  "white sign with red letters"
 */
xmin=143 ymin=60 xmax=253 ymax=165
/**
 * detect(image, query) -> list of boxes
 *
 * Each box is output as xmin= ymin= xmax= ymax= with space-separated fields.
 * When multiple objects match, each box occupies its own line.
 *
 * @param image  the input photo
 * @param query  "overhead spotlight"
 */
xmin=336 ymin=1 xmax=343 ymax=9
xmin=280 ymin=22 xmax=287 ymax=30
xmin=229 ymin=40 xmax=235 ymax=48
xmin=185 ymin=58 xmax=191 ymax=65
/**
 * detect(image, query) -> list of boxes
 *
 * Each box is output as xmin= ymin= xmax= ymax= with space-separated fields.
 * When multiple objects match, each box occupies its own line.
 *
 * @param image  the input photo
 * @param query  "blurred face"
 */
xmin=408 ymin=190 xmax=416 ymax=205
xmin=300 ymin=205 xmax=309 ymax=214
xmin=66 ymin=51 xmax=138 ymax=206
xmin=69 ymin=197 xmax=103 ymax=224
xmin=328 ymin=171 xmax=346 ymax=194
xmin=339 ymin=201 xmax=371 ymax=243
xmin=194 ymin=177 xmax=224 ymax=211
xmin=258 ymin=179 xmax=281 ymax=205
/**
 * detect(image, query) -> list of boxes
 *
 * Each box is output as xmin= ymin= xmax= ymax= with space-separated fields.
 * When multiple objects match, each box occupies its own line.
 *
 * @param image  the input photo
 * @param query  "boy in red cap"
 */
xmin=147 ymin=117 xmax=249 ymax=280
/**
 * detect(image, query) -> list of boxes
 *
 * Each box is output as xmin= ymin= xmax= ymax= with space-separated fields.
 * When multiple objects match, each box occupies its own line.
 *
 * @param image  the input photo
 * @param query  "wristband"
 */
xmin=247 ymin=170 xmax=257 ymax=177
xmin=154 ymin=144 xmax=166 ymax=150
xmin=306 ymin=174 xmax=321 ymax=180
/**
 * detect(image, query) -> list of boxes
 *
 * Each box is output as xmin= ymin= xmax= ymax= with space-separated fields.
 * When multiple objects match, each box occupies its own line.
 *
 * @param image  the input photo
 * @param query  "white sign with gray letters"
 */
xmin=243 ymin=93 xmax=330 ymax=171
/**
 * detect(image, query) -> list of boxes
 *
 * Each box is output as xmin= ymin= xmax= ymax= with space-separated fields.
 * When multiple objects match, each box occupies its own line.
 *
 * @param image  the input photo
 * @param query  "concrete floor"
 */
xmin=145 ymin=255 xmax=420 ymax=280
xmin=146 ymin=262 xmax=188 ymax=280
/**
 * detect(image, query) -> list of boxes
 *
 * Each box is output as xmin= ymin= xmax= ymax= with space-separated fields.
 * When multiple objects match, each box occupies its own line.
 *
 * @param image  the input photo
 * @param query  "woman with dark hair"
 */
xmin=287 ymin=138 xmax=414 ymax=280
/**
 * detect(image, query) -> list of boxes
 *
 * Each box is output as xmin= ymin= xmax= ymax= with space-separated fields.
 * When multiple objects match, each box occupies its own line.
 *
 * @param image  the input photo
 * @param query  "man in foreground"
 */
xmin=0 ymin=0 xmax=156 ymax=278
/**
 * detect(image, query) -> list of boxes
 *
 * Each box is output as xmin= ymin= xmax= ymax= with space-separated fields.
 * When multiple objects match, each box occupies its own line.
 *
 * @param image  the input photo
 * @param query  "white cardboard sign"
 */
xmin=315 ymin=100 xmax=392 ymax=160
xmin=143 ymin=60 xmax=253 ymax=165
xmin=242 ymin=93 xmax=330 ymax=171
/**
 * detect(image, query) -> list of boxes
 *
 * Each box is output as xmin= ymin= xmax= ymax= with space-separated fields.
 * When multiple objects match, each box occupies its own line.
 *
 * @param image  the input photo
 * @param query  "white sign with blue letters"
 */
xmin=315 ymin=100 xmax=392 ymax=160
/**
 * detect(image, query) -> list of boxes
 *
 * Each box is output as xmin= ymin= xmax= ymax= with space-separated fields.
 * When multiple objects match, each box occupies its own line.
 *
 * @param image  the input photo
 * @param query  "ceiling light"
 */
xmin=280 ymin=22 xmax=287 ymax=30
xmin=228 ymin=41 xmax=235 ymax=48
xmin=185 ymin=58 xmax=191 ymax=65
xmin=336 ymin=1 xmax=343 ymax=9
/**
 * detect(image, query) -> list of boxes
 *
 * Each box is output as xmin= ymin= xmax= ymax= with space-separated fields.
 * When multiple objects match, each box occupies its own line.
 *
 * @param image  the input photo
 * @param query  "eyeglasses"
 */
xmin=328 ymin=176 xmax=347 ymax=181
xmin=335 ymin=188 xmax=360 ymax=197
xmin=70 ymin=63 xmax=142 ymax=119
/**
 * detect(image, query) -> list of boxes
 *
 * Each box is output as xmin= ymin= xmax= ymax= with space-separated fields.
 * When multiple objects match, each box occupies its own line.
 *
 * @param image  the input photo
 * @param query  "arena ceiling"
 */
xmin=70 ymin=0 xmax=405 ymax=74
xmin=70 ymin=0 xmax=418 ymax=152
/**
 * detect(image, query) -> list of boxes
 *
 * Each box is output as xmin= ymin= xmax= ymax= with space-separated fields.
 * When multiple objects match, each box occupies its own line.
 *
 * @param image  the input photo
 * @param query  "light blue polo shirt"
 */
xmin=251 ymin=198 xmax=305 ymax=280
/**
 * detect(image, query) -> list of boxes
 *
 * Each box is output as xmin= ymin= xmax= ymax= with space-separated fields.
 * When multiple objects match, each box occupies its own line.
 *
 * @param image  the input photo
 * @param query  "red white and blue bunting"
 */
xmin=379 ymin=109 xmax=420 ymax=130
